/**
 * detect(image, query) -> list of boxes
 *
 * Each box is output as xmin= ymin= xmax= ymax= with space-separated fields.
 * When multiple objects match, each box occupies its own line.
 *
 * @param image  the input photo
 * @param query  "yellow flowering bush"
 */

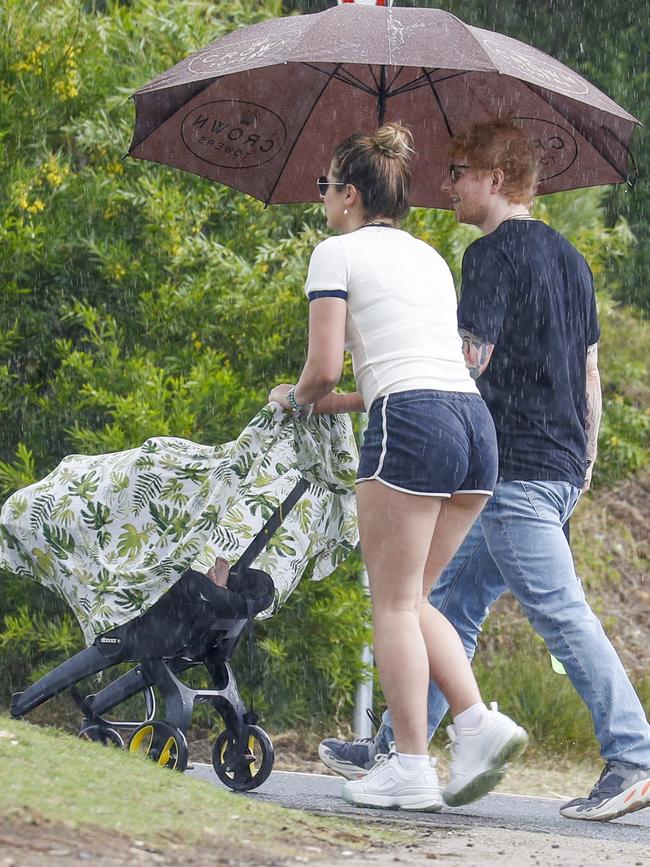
xmin=0 ymin=0 xmax=647 ymax=731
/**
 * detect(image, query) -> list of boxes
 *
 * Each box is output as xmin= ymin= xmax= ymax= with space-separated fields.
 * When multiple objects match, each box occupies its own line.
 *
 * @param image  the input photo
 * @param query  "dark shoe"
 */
xmin=560 ymin=762 xmax=650 ymax=821
xmin=318 ymin=709 xmax=390 ymax=780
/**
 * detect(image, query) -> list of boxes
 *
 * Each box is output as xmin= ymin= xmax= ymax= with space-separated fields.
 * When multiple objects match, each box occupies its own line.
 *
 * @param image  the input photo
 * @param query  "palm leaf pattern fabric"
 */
xmin=0 ymin=405 xmax=359 ymax=644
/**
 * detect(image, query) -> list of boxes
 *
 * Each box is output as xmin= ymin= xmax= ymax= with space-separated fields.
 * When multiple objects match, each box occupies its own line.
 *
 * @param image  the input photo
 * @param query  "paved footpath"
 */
xmin=189 ymin=765 xmax=650 ymax=846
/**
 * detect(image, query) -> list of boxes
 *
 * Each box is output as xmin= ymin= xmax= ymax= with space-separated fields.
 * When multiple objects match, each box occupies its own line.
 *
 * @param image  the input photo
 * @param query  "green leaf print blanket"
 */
xmin=0 ymin=405 xmax=359 ymax=645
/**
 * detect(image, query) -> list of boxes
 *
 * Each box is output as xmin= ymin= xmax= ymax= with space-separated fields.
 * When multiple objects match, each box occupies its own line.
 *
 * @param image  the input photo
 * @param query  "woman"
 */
xmin=269 ymin=124 xmax=527 ymax=811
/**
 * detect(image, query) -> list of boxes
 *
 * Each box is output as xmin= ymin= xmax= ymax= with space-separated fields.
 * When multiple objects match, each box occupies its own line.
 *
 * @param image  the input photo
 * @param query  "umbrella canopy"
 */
xmin=128 ymin=4 xmax=639 ymax=208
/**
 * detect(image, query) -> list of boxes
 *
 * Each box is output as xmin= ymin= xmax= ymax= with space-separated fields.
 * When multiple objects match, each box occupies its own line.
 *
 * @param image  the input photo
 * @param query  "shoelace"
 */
xmin=349 ymin=707 xmax=384 ymax=747
xmin=364 ymin=748 xmax=395 ymax=779
xmin=366 ymin=707 xmax=383 ymax=730
xmin=588 ymin=763 xmax=621 ymax=797
xmin=366 ymin=745 xmax=437 ymax=777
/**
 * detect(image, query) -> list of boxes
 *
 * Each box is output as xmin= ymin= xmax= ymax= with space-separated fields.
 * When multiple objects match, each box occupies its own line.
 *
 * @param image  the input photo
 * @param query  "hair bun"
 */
xmin=373 ymin=123 xmax=414 ymax=160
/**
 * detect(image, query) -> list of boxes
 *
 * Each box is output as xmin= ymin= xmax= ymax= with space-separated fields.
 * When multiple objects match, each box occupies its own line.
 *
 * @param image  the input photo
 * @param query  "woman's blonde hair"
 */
xmin=450 ymin=120 xmax=539 ymax=205
xmin=332 ymin=123 xmax=414 ymax=221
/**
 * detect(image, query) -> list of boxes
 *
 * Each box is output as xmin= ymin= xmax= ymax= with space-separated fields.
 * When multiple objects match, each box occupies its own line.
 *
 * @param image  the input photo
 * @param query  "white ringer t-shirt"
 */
xmin=304 ymin=226 xmax=479 ymax=411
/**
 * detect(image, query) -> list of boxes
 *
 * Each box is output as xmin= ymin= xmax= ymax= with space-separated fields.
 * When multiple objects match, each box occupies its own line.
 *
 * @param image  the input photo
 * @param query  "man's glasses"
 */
xmin=449 ymin=164 xmax=473 ymax=183
xmin=317 ymin=175 xmax=346 ymax=197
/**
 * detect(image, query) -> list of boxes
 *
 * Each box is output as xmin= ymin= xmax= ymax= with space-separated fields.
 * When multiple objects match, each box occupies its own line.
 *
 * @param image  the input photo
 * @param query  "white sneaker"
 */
xmin=342 ymin=745 xmax=443 ymax=812
xmin=442 ymin=702 xmax=528 ymax=807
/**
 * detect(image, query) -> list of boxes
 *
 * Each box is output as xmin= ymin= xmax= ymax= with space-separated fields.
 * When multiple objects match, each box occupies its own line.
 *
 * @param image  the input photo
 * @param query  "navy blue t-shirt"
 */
xmin=457 ymin=220 xmax=600 ymax=487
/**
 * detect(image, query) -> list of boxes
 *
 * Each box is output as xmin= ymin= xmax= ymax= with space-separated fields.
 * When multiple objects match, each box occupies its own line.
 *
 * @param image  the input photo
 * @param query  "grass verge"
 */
xmin=0 ymin=713 xmax=397 ymax=864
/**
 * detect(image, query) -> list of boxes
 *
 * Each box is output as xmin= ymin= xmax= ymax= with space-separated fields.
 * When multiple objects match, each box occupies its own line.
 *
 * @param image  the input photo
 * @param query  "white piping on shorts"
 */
xmin=356 ymin=475 xmax=452 ymax=497
xmin=356 ymin=477 xmax=494 ymax=497
xmin=356 ymin=394 xmax=388 ymax=485
xmin=375 ymin=395 xmax=389 ymax=477
xmin=455 ymin=489 xmax=494 ymax=495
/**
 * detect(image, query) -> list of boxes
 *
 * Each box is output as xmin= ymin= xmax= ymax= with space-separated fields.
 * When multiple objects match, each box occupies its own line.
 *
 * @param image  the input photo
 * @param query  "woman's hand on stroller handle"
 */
xmin=268 ymin=383 xmax=293 ymax=410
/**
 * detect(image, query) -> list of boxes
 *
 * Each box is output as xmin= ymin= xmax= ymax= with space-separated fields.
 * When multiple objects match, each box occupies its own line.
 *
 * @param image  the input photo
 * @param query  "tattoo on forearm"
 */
xmin=584 ymin=373 xmax=602 ymax=462
xmin=584 ymin=344 xmax=601 ymax=465
xmin=459 ymin=329 xmax=494 ymax=380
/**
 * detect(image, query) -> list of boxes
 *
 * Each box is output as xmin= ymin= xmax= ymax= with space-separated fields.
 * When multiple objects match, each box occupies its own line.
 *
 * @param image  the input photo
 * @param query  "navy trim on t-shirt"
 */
xmin=308 ymin=290 xmax=347 ymax=301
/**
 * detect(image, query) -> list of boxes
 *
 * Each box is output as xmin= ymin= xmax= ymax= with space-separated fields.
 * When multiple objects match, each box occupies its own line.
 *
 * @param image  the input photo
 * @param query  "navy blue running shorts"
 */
xmin=357 ymin=389 xmax=498 ymax=497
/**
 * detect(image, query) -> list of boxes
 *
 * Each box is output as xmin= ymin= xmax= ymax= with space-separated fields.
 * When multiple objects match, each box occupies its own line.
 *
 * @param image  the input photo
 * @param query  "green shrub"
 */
xmin=1 ymin=0 xmax=649 ymax=742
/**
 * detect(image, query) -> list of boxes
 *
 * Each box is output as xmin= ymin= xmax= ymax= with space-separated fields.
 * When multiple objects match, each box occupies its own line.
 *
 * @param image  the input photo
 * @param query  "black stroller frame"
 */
xmin=10 ymin=478 xmax=310 ymax=791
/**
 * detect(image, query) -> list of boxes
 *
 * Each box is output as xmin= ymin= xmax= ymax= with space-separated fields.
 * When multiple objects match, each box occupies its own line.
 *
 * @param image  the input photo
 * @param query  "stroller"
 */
xmin=3 ymin=406 xmax=358 ymax=791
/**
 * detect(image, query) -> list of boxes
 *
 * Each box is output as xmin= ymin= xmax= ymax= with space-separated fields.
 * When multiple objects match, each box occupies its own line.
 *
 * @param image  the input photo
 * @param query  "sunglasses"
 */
xmin=317 ymin=175 xmax=347 ymax=197
xmin=449 ymin=164 xmax=473 ymax=183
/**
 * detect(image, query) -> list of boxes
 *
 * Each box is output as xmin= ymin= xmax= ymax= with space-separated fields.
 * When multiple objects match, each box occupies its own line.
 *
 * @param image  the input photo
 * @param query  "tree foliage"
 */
xmin=410 ymin=0 xmax=650 ymax=311
xmin=1 ymin=0 xmax=649 ymax=731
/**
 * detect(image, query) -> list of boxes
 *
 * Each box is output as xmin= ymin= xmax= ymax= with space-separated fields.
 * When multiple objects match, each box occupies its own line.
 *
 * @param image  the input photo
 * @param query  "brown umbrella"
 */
xmin=127 ymin=4 xmax=639 ymax=208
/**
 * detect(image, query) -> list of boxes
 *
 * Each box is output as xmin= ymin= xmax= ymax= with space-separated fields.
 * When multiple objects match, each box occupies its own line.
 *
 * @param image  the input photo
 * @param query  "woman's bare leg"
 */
xmin=356 ymin=482 xmax=489 ymax=755
xmin=418 ymin=493 xmax=490 ymax=716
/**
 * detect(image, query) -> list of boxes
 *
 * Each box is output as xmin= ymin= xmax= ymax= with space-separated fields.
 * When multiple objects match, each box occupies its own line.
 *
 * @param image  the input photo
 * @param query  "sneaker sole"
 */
xmin=342 ymin=789 xmax=443 ymax=812
xmin=443 ymin=728 xmax=529 ymax=808
xmin=560 ymin=784 xmax=650 ymax=822
xmin=318 ymin=744 xmax=370 ymax=780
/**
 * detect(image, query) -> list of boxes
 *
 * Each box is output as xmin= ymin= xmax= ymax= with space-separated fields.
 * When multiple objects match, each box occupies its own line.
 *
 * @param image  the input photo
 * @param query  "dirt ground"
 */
xmin=2 ymin=812 xmax=650 ymax=867
xmin=0 ymin=814 xmax=275 ymax=866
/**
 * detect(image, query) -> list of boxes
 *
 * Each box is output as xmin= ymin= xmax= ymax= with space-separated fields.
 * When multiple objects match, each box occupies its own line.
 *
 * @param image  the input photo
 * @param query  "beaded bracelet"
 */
xmin=287 ymin=385 xmax=303 ymax=416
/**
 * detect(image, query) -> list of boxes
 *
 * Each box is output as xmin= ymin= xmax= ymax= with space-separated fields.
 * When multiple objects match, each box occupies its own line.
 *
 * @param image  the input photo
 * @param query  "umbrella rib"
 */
xmin=127 ymin=80 xmax=217 ymax=154
xmin=387 ymin=66 xmax=406 ymax=90
xmin=422 ymin=69 xmax=455 ymax=137
xmin=389 ymin=70 xmax=467 ymax=99
xmin=265 ymin=63 xmax=345 ymax=206
xmin=337 ymin=66 xmax=379 ymax=96
xmin=602 ymin=126 xmax=638 ymax=185
xmin=302 ymin=62 xmax=378 ymax=98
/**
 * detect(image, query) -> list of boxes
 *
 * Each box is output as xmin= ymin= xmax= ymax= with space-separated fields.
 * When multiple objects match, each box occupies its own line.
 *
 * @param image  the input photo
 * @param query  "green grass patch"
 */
xmin=0 ymin=714 xmax=394 ymax=856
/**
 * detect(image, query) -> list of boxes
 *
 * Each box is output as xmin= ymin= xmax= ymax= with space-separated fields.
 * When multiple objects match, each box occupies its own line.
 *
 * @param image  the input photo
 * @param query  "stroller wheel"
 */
xmin=128 ymin=721 xmax=188 ymax=771
xmin=78 ymin=722 xmax=124 ymax=749
xmin=212 ymin=724 xmax=274 ymax=791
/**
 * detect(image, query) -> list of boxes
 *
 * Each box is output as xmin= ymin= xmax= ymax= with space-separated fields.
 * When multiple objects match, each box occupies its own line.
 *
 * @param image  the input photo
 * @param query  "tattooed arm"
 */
xmin=459 ymin=329 xmax=495 ymax=380
xmin=583 ymin=342 xmax=602 ymax=492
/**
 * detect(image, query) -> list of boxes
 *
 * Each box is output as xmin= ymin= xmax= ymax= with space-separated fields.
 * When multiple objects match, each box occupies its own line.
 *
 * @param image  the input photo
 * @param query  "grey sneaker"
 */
xmin=560 ymin=762 xmax=650 ymax=821
xmin=318 ymin=709 xmax=390 ymax=780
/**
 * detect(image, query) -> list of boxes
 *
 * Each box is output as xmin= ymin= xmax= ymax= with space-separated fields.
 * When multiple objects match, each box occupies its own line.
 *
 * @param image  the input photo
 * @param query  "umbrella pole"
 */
xmin=377 ymin=65 xmax=387 ymax=127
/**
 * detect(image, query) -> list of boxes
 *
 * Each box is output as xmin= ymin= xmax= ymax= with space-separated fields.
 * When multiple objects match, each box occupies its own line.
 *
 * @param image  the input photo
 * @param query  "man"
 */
xmin=319 ymin=120 xmax=650 ymax=822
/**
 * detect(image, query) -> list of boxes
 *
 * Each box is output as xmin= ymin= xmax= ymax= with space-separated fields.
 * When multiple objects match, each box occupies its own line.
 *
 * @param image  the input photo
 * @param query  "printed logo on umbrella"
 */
xmin=181 ymin=100 xmax=287 ymax=169
xmin=513 ymin=118 xmax=579 ymax=181
xmin=187 ymin=30 xmax=305 ymax=78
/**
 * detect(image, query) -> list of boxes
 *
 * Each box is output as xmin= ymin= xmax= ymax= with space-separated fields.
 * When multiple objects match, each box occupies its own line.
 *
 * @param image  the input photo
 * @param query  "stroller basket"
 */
xmin=10 ymin=478 xmax=309 ymax=792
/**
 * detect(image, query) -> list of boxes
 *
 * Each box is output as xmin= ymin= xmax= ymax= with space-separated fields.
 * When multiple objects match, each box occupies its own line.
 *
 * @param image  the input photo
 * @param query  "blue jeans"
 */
xmin=379 ymin=480 xmax=650 ymax=768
